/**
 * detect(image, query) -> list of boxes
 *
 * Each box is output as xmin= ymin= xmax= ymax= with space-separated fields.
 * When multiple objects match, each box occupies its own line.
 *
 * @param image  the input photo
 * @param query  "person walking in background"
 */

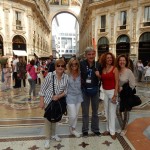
xmin=39 ymin=59 xmax=68 ymax=149
xmin=101 ymin=52 xmax=119 ymax=140
xmin=137 ymin=60 xmax=144 ymax=82
xmin=80 ymin=47 xmax=102 ymax=137
xmin=144 ymin=62 xmax=150 ymax=82
xmin=116 ymin=54 xmax=136 ymax=136
xmin=12 ymin=55 xmax=19 ymax=88
xmin=26 ymin=60 xmax=38 ymax=101
xmin=66 ymin=57 xmax=83 ymax=138
xmin=3 ymin=63 xmax=12 ymax=90
xmin=17 ymin=57 xmax=27 ymax=90
xmin=47 ymin=55 xmax=55 ymax=72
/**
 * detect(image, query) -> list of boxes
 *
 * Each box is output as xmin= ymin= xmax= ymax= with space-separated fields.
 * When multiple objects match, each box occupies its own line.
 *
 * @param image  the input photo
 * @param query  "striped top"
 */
xmin=39 ymin=71 xmax=68 ymax=105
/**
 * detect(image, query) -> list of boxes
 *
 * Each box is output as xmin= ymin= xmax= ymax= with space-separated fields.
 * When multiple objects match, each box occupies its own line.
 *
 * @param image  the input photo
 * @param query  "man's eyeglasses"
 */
xmin=57 ymin=65 xmax=65 ymax=68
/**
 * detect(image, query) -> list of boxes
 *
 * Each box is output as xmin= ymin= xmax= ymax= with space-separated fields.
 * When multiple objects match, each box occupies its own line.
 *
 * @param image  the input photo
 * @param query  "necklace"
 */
xmin=105 ymin=66 xmax=112 ymax=73
xmin=119 ymin=68 xmax=126 ymax=76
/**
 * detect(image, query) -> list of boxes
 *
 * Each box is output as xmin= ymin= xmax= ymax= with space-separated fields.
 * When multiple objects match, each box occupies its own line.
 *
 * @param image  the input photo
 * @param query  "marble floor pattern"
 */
xmin=0 ymin=81 xmax=150 ymax=150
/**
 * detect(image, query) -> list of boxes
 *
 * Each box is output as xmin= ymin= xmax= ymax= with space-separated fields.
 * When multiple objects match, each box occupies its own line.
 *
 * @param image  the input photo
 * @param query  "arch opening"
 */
xmin=0 ymin=35 xmax=4 ymax=56
xmin=97 ymin=37 xmax=109 ymax=56
xmin=12 ymin=35 xmax=27 ymax=56
xmin=116 ymin=34 xmax=130 ymax=56
xmin=138 ymin=32 xmax=150 ymax=66
xmin=52 ymin=12 xmax=79 ymax=61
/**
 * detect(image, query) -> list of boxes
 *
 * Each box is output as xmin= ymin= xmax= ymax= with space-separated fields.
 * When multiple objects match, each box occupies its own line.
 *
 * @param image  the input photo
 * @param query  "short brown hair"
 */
xmin=55 ymin=59 xmax=66 ymax=68
xmin=100 ymin=52 xmax=116 ymax=68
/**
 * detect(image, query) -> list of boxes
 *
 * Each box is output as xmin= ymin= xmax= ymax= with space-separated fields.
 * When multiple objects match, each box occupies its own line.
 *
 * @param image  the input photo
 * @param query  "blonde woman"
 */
xmin=66 ymin=58 xmax=83 ymax=138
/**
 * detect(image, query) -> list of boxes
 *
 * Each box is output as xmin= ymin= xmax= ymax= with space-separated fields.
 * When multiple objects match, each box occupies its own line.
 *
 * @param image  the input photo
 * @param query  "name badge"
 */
xmin=86 ymin=79 xmax=91 ymax=83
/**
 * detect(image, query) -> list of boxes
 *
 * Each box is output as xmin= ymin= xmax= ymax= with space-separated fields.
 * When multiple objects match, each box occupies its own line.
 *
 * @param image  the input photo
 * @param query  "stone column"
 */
xmin=27 ymin=13 xmax=33 ymax=55
xmin=4 ymin=7 xmax=10 ymax=55
xmin=110 ymin=13 xmax=115 ymax=43
xmin=110 ymin=13 xmax=115 ymax=54
xmin=131 ymin=7 xmax=138 ymax=55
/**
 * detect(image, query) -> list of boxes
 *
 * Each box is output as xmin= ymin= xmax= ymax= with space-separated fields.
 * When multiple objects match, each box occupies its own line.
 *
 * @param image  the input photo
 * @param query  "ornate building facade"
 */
xmin=0 ymin=0 xmax=51 ymax=60
xmin=80 ymin=0 xmax=150 ymax=64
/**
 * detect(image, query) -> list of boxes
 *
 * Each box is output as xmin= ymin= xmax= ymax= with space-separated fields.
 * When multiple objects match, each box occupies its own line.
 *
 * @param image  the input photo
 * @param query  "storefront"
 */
xmin=12 ymin=35 xmax=27 ymax=57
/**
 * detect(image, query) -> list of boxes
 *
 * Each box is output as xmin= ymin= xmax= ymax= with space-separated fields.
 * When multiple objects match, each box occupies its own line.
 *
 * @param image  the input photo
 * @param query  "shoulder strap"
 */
xmin=52 ymin=74 xmax=55 ymax=95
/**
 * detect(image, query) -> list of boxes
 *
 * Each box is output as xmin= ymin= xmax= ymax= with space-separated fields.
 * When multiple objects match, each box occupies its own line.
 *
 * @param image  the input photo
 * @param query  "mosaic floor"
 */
xmin=0 ymin=80 xmax=150 ymax=150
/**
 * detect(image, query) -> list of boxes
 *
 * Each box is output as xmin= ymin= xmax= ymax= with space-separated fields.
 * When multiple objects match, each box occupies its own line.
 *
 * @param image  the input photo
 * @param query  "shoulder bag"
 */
xmin=44 ymin=74 xmax=67 ymax=123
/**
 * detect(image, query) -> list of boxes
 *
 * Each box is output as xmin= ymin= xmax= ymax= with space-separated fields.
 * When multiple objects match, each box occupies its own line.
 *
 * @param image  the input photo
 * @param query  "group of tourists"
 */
xmin=38 ymin=47 xmax=137 ymax=149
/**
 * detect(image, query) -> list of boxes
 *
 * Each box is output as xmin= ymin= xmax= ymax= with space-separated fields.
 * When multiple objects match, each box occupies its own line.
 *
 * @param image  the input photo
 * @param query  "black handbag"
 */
xmin=129 ymin=94 xmax=142 ymax=108
xmin=44 ymin=74 xmax=67 ymax=123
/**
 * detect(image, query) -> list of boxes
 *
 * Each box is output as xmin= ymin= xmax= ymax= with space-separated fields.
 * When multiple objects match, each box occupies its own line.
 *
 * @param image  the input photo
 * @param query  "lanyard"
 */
xmin=87 ymin=66 xmax=92 ymax=78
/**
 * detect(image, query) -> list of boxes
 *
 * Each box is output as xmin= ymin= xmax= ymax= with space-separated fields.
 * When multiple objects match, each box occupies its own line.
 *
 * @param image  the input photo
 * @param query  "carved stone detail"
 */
xmin=4 ymin=9 xmax=10 ymax=40
xmin=110 ymin=13 xmax=115 ymax=43
xmin=117 ymin=30 xmax=129 ymax=37
xmin=132 ymin=8 xmax=138 ymax=42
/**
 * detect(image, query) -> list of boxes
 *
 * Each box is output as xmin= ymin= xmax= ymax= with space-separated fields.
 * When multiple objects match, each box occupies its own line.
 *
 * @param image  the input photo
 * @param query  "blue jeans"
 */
xmin=81 ymin=91 xmax=100 ymax=133
xmin=28 ymin=79 xmax=36 ymax=96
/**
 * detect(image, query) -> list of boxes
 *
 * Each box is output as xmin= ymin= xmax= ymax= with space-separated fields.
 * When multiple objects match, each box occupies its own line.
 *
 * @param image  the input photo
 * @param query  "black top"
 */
xmin=47 ymin=62 xmax=55 ymax=72
xmin=80 ymin=60 xmax=102 ymax=89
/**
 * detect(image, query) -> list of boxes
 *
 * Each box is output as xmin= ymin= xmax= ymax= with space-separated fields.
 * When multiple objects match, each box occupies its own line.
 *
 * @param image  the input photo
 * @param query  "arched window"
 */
xmin=97 ymin=37 xmax=109 ymax=56
xmin=0 ymin=35 xmax=3 ymax=56
xmin=116 ymin=34 xmax=130 ymax=56
xmin=138 ymin=32 xmax=150 ymax=66
xmin=12 ymin=35 xmax=26 ymax=50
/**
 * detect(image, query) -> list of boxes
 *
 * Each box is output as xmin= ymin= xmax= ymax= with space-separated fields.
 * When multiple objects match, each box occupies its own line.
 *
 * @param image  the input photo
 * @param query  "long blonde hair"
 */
xmin=67 ymin=58 xmax=80 ymax=75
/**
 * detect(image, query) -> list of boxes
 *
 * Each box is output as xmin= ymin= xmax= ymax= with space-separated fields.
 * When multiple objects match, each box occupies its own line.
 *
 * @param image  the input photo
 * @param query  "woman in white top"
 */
xmin=116 ymin=54 xmax=136 ymax=136
xmin=3 ymin=63 xmax=12 ymax=90
xmin=136 ymin=60 xmax=144 ymax=82
xmin=66 ymin=58 xmax=83 ymax=138
xmin=144 ymin=62 xmax=150 ymax=81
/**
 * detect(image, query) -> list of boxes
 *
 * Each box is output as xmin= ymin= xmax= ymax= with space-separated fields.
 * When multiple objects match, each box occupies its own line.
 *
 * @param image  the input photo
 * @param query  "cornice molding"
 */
xmin=139 ymin=0 xmax=150 ymax=5
xmin=139 ymin=26 xmax=150 ymax=33
xmin=116 ymin=29 xmax=129 ymax=37
xmin=13 ymin=30 xmax=26 ymax=35
xmin=97 ymin=31 xmax=108 ymax=37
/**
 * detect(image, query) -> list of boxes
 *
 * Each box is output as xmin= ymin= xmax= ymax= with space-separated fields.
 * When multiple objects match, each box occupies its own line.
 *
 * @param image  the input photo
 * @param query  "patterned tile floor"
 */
xmin=0 ymin=80 xmax=150 ymax=150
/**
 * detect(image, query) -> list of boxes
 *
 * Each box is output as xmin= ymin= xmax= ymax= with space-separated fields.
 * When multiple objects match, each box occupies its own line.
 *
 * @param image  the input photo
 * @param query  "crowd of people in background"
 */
xmin=0 ymin=48 xmax=150 ymax=149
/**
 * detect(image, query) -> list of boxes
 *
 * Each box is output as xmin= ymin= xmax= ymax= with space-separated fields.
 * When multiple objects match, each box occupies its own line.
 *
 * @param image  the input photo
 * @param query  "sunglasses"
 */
xmin=57 ymin=65 xmax=65 ymax=68
xmin=71 ymin=63 xmax=78 ymax=66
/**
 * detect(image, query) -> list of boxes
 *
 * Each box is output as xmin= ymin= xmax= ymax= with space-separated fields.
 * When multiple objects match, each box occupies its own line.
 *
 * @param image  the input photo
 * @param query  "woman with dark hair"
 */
xmin=17 ymin=57 xmax=27 ymax=90
xmin=101 ymin=52 xmax=119 ymax=140
xmin=39 ymin=59 xmax=68 ymax=149
xmin=66 ymin=57 xmax=83 ymax=138
xmin=26 ymin=59 xmax=38 ymax=101
xmin=116 ymin=54 xmax=136 ymax=136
